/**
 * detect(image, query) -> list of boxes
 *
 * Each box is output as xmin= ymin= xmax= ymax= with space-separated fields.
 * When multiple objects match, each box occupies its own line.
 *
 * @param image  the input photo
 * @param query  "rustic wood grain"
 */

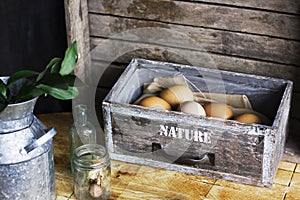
xmin=286 ymin=187 xmax=300 ymax=200
xmin=90 ymin=38 xmax=299 ymax=82
xmin=186 ymin=0 xmax=300 ymax=14
xmin=207 ymin=180 xmax=287 ymax=200
xmin=89 ymin=14 xmax=300 ymax=66
xmin=88 ymin=0 xmax=300 ymax=40
xmin=109 ymin=163 xmax=215 ymax=199
xmin=274 ymin=169 xmax=294 ymax=186
xmin=111 ymin=112 xmax=264 ymax=178
xmin=64 ymin=0 xmax=91 ymax=81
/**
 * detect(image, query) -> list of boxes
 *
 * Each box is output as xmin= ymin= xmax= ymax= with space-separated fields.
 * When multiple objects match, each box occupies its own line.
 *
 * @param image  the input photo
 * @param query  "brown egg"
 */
xmin=235 ymin=113 xmax=262 ymax=124
xmin=178 ymin=101 xmax=206 ymax=116
xmin=159 ymin=85 xmax=194 ymax=107
xmin=204 ymin=103 xmax=233 ymax=119
xmin=139 ymin=96 xmax=171 ymax=110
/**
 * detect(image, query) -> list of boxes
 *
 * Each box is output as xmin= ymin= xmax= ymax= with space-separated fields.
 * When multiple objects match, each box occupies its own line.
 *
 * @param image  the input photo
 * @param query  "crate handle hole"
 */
xmin=152 ymin=143 xmax=215 ymax=166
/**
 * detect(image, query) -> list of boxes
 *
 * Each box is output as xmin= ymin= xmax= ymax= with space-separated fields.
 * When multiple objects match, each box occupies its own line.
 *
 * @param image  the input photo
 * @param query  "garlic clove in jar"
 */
xmin=89 ymin=183 xmax=103 ymax=198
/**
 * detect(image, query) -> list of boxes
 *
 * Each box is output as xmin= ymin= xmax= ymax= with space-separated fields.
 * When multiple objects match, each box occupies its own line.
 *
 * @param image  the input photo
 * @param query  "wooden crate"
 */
xmin=102 ymin=58 xmax=293 ymax=187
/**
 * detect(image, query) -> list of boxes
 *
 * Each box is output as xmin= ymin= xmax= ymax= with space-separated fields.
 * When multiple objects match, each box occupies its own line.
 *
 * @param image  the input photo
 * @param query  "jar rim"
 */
xmin=73 ymin=144 xmax=109 ymax=168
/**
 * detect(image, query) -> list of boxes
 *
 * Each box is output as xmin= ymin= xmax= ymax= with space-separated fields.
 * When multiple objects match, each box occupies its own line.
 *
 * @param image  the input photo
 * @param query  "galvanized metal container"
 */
xmin=102 ymin=59 xmax=293 ymax=187
xmin=0 ymin=77 xmax=56 ymax=200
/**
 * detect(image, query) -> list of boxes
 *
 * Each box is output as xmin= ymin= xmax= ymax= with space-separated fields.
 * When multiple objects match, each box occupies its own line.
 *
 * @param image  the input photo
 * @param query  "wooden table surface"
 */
xmin=38 ymin=113 xmax=300 ymax=200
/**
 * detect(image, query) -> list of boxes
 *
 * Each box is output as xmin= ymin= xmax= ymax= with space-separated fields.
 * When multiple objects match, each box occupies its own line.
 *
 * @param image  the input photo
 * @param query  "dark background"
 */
xmin=0 ymin=0 xmax=71 ymax=113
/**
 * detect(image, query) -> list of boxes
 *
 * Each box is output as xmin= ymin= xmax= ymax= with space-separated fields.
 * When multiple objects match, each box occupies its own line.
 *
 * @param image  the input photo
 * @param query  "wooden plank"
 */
xmin=206 ymin=182 xmax=287 ymax=200
xmin=186 ymin=0 xmax=300 ymax=14
xmin=90 ymin=37 xmax=299 ymax=83
xmin=89 ymin=14 xmax=300 ymax=66
xmin=109 ymin=163 xmax=215 ymax=199
xmin=64 ymin=0 xmax=91 ymax=81
xmin=88 ymin=0 xmax=300 ymax=40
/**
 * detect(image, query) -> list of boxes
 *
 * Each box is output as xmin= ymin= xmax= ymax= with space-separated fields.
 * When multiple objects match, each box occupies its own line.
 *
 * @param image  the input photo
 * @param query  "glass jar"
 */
xmin=70 ymin=104 xmax=97 ymax=172
xmin=73 ymin=144 xmax=111 ymax=200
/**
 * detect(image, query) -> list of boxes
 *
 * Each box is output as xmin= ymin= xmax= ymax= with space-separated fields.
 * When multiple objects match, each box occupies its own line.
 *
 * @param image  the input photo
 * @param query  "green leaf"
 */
xmin=7 ymin=78 xmax=28 ymax=102
xmin=0 ymin=92 xmax=7 ymax=104
xmin=7 ymin=70 xmax=39 ymax=86
xmin=36 ymin=57 xmax=61 ymax=82
xmin=0 ymin=79 xmax=7 ymax=97
xmin=39 ymin=74 xmax=69 ymax=90
xmin=36 ymin=84 xmax=79 ymax=100
xmin=60 ymin=41 xmax=78 ymax=76
xmin=15 ymin=80 xmax=44 ymax=103
xmin=50 ymin=58 xmax=62 ymax=74
xmin=17 ymin=88 xmax=44 ymax=103
xmin=0 ymin=89 xmax=8 ymax=112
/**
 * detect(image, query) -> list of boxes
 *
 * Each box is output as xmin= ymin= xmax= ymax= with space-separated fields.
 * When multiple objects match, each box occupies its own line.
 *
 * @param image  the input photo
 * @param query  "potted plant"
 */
xmin=0 ymin=41 xmax=79 ymax=112
xmin=0 ymin=41 xmax=80 ymax=200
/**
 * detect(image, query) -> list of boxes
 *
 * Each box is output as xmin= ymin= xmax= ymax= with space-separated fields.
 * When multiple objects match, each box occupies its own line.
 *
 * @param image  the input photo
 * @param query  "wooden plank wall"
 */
xmin=65 ymin=0 xmax=300 ymax=136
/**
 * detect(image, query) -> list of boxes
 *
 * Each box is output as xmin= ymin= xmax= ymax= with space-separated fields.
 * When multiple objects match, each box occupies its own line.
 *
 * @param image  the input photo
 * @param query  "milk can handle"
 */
xmin=20 ymin=128 xmax=56 ymax=155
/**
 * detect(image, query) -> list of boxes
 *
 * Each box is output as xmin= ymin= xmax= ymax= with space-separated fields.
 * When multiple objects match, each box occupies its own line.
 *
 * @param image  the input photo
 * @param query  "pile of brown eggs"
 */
xmin=138 ymin=84 xmax=261 ymax=124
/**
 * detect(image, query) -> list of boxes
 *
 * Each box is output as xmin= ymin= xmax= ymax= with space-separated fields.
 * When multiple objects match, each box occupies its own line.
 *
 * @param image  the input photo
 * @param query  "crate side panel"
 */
xmin=110 ymin=111 xmax=264 ymax=179
xmin=269 ymin=82 xmax=293 ymax=181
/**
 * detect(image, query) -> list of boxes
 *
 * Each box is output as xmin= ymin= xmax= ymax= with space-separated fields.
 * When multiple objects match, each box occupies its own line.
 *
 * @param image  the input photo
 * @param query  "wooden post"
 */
xmin=64 ymin=0 xmax=91 ymax=81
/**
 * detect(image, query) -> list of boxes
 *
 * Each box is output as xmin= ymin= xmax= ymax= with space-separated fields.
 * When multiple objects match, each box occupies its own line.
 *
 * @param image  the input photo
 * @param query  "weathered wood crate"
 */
xmin=102 ymin=58 xmax=292 ymax=187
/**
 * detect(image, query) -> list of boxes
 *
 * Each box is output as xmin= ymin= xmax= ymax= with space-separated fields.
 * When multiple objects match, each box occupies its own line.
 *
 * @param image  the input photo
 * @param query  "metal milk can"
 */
xmin=0 ymin=79 xmax=56 ymax=199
